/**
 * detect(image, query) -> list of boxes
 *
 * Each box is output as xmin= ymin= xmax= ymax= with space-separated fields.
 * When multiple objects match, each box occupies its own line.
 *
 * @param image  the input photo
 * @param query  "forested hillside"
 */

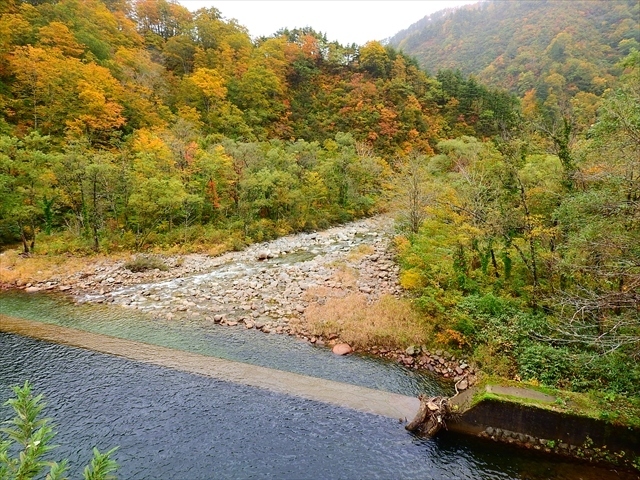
xmin=389 ymin=1 xmax=638 ymax=101
xmin=0 ymin=0 xmax=514 ymax=252
xmin=0 ymin=0 xmax=638 ymax=400
xmin=395 ymin=52 xmax=639 ymax=397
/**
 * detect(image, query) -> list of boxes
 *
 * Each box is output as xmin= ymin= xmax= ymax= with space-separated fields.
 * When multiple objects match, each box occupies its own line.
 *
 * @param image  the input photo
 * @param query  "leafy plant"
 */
xmin=1 ymin=381 xmax=118 ymax=480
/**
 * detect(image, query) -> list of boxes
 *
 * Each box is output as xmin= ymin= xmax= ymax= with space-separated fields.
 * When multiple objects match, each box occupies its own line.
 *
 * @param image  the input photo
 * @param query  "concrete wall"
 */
xmin=445 ymin=385 xmax=639 ymax=469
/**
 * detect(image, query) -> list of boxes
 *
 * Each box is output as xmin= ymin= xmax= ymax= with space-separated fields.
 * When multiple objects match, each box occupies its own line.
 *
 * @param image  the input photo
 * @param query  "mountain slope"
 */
xmin=389 ymin=0 xmax=639 ymax=98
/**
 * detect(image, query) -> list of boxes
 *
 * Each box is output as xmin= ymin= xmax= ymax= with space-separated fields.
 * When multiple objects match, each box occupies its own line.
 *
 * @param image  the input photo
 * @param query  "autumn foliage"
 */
xmin=0 ymin=0 xmax=638 ymax=399
xmin=0 ymin=0 xmax=481 ymax=253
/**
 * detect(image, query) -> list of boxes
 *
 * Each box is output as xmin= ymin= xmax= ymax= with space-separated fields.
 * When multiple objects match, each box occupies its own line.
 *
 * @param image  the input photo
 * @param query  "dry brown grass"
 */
xmin=331 ymin=265 xmax=359 ymax=287
xmin=303 ymin=293 xmax=432 ymax=349
xmin=302 ymin=285 xmax=349 ymax=302
xmin=203 ymin=243 xmax=231 ymax=257
xmin=346 ymin=244 xmax=375 ymax=261
xmin=0 ymin=249 xmax=124 ymax=286
xmin=0 ymin=240 xmax=230 ymax=287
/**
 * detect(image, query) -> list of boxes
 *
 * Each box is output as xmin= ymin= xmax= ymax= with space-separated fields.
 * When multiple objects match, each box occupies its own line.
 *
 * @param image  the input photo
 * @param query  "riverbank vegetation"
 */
xmin=304 ymin=293 xmax=431 ymax=349
xmin=395 ymin=51 xmax=640 ymax=398
xmin=0 ymin=0 xmax=638 ymax=407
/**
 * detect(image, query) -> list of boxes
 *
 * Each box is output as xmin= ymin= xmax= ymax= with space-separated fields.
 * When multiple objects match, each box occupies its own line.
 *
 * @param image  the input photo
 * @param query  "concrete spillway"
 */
xmin=0 ymin=315 xmax=419 ymax=421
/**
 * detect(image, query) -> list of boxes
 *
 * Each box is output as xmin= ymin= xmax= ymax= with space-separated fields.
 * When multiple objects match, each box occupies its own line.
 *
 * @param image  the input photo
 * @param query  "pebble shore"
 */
xmin=10 ymin=215 xmax=476 ymax=389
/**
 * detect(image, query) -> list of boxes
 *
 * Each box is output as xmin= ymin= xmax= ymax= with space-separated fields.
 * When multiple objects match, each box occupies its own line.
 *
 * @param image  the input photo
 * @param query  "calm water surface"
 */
xmin=0 ymin=293 xmax=635 ymax=479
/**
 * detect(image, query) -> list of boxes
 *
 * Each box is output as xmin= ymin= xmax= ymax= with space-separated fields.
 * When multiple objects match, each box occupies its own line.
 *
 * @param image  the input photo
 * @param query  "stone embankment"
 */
xmin=363 ymin=345 xmax=477 ymax=387
xmin=11 ymin=215 xmax=475 ymax=388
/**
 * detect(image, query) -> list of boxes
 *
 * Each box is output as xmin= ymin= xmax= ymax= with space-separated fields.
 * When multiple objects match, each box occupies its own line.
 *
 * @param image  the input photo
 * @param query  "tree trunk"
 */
xmin=491 ymin=248 xmax=500 ymax=278
xmin=406 ymin=395 xmax=450 ymax=437
xmin=21 ymin=232 xmax=30 ymax=254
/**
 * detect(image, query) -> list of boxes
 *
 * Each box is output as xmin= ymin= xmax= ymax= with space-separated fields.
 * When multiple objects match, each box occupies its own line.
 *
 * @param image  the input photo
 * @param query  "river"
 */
xmin=0 ymin=218 xmax=635 ymax=479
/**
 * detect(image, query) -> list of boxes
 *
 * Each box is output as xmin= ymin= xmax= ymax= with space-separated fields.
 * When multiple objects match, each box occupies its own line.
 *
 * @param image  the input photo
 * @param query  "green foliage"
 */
xmin=517 ymin=344 xmax=640 ymax=395
xmin=1 ymin=381 xmax=118 ymax=480
xmin=83 ymin=447 xmax=119 ymax=480
xmin=397 ymin=56 xmax=639 ymax=395
xmin=435 ymin=70 xmax=521 ymax=138
xmin=517 ymin=343 xmax=573 ymax=386
xmin=1 ymin=382 xmax=57 ymax=479
xmin=459 ymin=293 xmax=510 ymax=317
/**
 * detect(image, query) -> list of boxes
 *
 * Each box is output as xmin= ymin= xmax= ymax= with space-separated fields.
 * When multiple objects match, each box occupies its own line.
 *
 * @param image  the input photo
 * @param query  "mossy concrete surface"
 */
xmin=485 ymin=385 xmax=556 ymax=403
xmin=447 ymin=384 xmax=639 ymax=469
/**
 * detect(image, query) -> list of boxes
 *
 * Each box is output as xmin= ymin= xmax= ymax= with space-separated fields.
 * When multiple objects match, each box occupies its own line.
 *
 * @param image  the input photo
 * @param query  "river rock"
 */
xmin=24 ymin=286 xmax=42 ymax=293
xmin=332 ymin=343 xmax=352 ymax=355
xmin=457 ymin=379 xmax=469 ymax=391
xmin=256 ymin=250 xmax=271 ymax=260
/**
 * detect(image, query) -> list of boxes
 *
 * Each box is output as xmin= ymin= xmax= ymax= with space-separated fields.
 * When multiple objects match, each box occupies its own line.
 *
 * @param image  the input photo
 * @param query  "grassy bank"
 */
xmin=0 ymin=248 xmax=125 ymax=287
xmin=303 ymin=293 xmax=433 ymax=350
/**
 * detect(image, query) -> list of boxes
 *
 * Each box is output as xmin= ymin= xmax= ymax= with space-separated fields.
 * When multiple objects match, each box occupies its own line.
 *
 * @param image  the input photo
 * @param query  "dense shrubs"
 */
xmin=124 ymin=255 xmax=169 ymax=272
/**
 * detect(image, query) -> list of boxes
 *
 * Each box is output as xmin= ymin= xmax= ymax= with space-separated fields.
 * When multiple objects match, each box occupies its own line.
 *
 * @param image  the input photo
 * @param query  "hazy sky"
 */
xmin=178 ymin=1 xmax=478 ymax=45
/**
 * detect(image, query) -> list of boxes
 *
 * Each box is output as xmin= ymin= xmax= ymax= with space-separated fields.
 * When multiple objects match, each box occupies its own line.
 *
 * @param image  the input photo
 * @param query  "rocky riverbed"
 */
xmin=11 ymin=215 xmax=476 ymax=389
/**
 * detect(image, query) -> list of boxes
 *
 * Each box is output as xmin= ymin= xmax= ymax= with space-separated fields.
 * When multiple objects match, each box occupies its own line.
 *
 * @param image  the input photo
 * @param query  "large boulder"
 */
xmin=332 ymin=343 xmax=353 ymax=355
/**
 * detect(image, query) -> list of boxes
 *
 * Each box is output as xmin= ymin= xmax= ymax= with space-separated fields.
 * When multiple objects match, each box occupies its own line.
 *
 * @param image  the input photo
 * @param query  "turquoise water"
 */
xmin=0 ymin=291 xmax=447 ymax=397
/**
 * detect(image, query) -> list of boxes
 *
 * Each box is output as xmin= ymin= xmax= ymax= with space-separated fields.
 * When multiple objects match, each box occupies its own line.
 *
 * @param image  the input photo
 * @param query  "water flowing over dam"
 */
xmin=0 ymin=315 xmax=419 ymax=421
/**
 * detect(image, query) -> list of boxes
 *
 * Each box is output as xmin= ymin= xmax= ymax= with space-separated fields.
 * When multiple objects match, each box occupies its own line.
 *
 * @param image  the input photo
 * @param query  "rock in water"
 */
xmin=332 ymin=343 xmax=352 ymax=355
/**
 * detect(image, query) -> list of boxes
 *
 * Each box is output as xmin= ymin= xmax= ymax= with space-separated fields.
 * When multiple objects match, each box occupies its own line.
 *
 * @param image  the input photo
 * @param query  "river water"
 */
xmin=0 ymin=293 xmax=634 ymax=479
